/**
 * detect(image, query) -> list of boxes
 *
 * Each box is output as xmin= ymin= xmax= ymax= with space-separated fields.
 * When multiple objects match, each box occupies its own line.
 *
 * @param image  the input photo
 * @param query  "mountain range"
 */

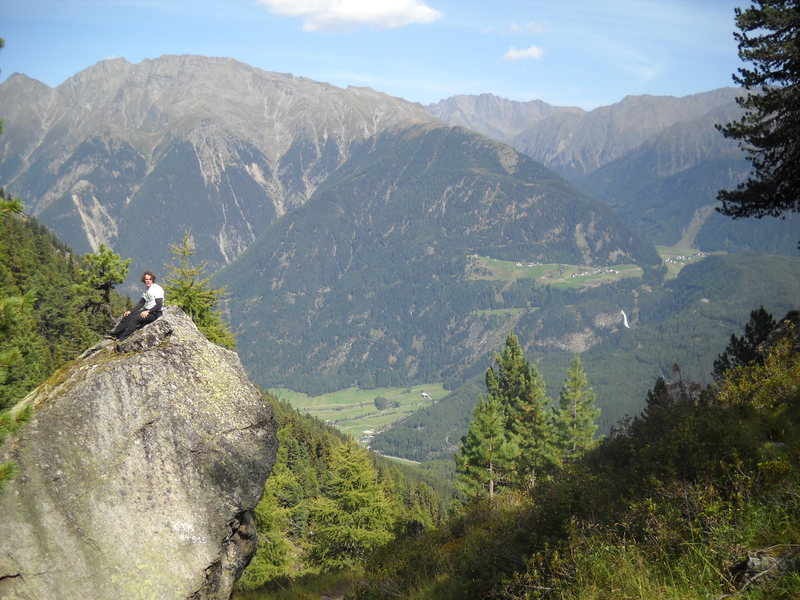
xmin=429 ymin=91 xmax=799 ymax=253
xmin=0 ymin=55 xmax=433 ymax=274
xmin=216 ymin=120 xmax=661 ymax=392
xmin=1 ymin=55 xmax=798 ymax=451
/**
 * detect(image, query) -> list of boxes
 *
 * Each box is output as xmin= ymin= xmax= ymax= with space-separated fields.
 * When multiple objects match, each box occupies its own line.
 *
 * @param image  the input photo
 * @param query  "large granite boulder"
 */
xmin=0 ymin=306 xmax=278 ymax=599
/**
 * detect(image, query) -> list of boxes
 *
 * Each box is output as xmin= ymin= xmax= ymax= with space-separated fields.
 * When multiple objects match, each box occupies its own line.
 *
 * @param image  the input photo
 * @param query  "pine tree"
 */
xmin=75 ymin=244 xmax=130 ymax=331
xmin=306 ymin=441 xmax=395 ymax=570
xmin=716 ymin=0 xmax=800 ymax=224
xmin=236 ymin=475 xmax=292 ymax=590
xmin=455 ymin=394 xmax=517 ymax=501
xmin=0 ymin=188 xmax=22 ymax=217
xmin=0 ymin=163 xmax=28 ymax=407
xmin=486 ymin=332 xmax=553 ymax=489
xmin=551 ymin=353 xmax=600 ymax=465
xmin=0 ymin=290 xmax=47 ymax=410
xmin=163 ymin=231 xmax=236 ymax=349
xmin=713 ymin=306 xmax=776 ymax=380
xmin=0 ymin=405 xmax=33 ymax=492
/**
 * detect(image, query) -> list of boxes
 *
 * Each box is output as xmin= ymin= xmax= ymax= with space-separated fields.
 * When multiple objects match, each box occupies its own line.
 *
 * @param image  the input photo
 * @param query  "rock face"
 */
xmin=0 ymin=55 xmax=435 ymax=276
xmin=0 ymin=306 xmax=278 ymax=599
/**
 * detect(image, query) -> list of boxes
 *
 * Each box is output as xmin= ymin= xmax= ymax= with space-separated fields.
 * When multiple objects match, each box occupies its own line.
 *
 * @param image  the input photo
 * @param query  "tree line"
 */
xmin=237 ymin=394 xmax=447 ymax=591
xmin=455 ymin=334 xmax=599 ymax=501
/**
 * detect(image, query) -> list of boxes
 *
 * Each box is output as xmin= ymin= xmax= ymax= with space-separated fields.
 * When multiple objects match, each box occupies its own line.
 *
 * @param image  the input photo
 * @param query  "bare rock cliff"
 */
xmin=0 ymin=306 xmax=277 ymax=599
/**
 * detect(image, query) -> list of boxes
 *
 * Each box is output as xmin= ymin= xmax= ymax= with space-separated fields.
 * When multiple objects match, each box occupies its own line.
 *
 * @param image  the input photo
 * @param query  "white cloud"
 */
xmin=502 ymin=45 xmax=545 ymax=61
xmin=256 ymin=0 xmax=442 ymax=31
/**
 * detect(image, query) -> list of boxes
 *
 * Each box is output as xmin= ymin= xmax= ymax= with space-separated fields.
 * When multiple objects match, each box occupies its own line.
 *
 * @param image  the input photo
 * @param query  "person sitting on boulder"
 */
xmin=108 ymin=271 xmax=165 ymax=341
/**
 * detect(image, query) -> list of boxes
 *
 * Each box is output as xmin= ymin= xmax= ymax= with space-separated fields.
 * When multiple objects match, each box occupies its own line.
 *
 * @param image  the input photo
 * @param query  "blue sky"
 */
xmin=1 ymin=0 xmax=743 ymax=110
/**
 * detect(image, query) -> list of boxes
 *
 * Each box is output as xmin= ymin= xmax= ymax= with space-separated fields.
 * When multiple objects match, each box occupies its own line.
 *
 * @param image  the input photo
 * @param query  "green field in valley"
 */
xmin=471 ymin=248 xmax=719 ymax=286
xmin=269 ymin=383 xmax=449 ymax=449
xmin=469 ymin=255 xmax=643 ymax=288
xmin=656 ymin=245 xmax=717 ymax=279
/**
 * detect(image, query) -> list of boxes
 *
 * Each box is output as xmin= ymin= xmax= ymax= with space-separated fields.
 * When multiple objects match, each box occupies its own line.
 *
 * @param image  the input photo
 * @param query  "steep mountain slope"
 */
xmin=573 ymin=100 xmax=800 ymax=253
xmin=429 ymin=90 xmax=796 ymax=254
xmin=217 ymin=122 xmax=662 ymax=393
xmin=428 ymin=89 xmax=742 ymax=179
xmin=0 ymin=55 xmax=434 ymax=281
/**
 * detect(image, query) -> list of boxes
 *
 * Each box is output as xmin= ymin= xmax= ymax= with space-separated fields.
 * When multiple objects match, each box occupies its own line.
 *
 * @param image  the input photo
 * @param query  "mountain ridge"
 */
xmin=428 ymin=88 xmax=799 ymax=253
xmin=0 ymin=55 xmax=437 ymax=274
xmin=216 ymin=121 xmax=662 ymax=392
xmin=428 ymin=88 xmax=743 ymax=178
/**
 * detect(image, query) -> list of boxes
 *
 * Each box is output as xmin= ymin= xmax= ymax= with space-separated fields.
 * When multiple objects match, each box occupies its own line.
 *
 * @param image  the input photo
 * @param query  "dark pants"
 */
xmin=111 ymin=310 xmax=161 ymax=340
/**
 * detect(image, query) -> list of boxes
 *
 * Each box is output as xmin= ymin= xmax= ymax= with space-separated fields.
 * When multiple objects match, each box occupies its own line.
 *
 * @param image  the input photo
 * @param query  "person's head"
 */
xmin=141 ymin=271 xmax=156 ymax=286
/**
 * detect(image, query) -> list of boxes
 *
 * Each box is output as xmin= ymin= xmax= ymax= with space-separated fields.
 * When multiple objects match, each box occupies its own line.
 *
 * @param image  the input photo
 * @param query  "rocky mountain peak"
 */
xmin=0 ymin=55 xmax=438 ymax=271
xmin=429 ymin=87 xmax=743 ymax=178
xmin=0 ymin=306 xmax=277 ymax=599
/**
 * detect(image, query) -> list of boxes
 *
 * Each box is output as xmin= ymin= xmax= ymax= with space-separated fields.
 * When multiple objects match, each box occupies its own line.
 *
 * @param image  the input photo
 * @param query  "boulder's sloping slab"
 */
xmin=0 ymin=306 xmax=277 ymax=599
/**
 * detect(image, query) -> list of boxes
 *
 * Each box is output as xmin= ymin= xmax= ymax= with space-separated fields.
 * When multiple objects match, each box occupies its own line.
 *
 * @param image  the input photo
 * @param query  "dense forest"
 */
xmin=0 ymin=194 xmax=130 ymax=411
xmin=237 ymin=395 xmax=448 ymax=593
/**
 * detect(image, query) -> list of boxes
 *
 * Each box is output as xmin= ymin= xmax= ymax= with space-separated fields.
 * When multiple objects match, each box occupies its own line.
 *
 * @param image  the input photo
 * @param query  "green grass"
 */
xmin=269 ymin=384 xmax=449 ymax=444
xmin=656 ymin=245 xmax=717 ymax=279
xmin=470 ymin=249 xmax=724 ymax=287
xmin=469 ymin=255 xmax=643 ymax=288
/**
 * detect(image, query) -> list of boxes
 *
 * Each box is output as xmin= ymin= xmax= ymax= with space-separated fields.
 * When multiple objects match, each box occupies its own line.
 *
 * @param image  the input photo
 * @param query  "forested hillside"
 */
xmin=0 ymin=199 xmax=129 ymax=410
xmin=370 ymin=253 xmax=800 ymax=461
xmin=353 ymin=312 xmax=800 ymax=599
xmin=237 ymin=393 xmax=448 ymax=593
xmin=217 ymin=122 xmax=662 ymax=394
